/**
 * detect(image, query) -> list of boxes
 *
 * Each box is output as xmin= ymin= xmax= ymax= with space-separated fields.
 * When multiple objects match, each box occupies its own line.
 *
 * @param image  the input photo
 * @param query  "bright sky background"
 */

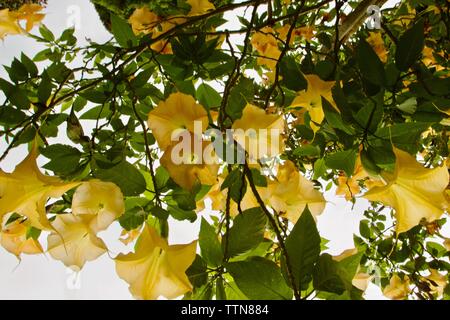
xmin=0 ymin=0 xmax=418 ymax=300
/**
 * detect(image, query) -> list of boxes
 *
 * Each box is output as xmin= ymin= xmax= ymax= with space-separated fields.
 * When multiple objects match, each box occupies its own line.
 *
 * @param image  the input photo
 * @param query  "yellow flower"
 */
xmin=424 ymin=269 xmax=447 ymax=297
xmin=383 ymin=274 xmax=410 ymax=300
xmin=332 ymin=248 xmax=358 ymax=262
xmin=0 ymin=9 xmax=22 ymax=40
xmin=72 ymin=180 xmax=125 ymax=233
xmin=186 ymin=0 xmax=215 ymax=15
xmin=0 ymin=147 xmax=80 ymax=230
xmin=47 ymin=214 xmax=108 ymax=270
xmin=290 ymin=74 xmax=337 ymax=133
xmin=352 ymin=273 xmax=372 ymax=292
xmin=115 ymin=225 xmax=197 ymax=300
xmin=232 ymin=104 xmax=285 ymax=161
xmin=13 ymin=4 xmax=45 ymax=32
xmin=260 ymin=160 xmax=326 ymax=223
xmin=148 ymin=92 xmax=209 ymax=151
xmin=128 ymin=7 xmax=160 ymax=35
xmin=422 ymin=46 xmax=444 ymax=71
xmin=364 ymin=148 xmax=449 ymax=233
xmin=295 ymin=26 xmax=315 ymax=42
xmin=366 ymin=32 xmax=388 ymax=63
xmin=444 ymin=238 xmax=450 ymax=251
xmin=251 ymin=27 xmax=282 ymax=77
xmin=160 ymin=135 xmax=219 ymax=191
xmin=0 ymin=217 xmax=43 ymax=257
xmin=119 ymin=228 xmax=141 ymax=245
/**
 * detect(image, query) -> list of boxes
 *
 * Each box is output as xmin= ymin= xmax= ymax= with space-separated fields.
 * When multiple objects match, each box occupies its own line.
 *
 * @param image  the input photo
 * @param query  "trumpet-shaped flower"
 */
xmin=260 ymin=160 xmax=326 ymax=223
xmin=115 ymin=225 xmax=197 ymax=300
xmin=232 ymin=104 xmax=285 ymax=161
xmin=47 ymin=214 xmax=108 ymax=270
xmin=364 ymin=148 xmax=449 ymax=233
xmin=160 ymin=135 xmax=219 ymax=191
xmin=0 ymin=148 xmax=80 ymax=230
xmin=72 ymin=180 xmax=125 ymax=233
xmin=0 ymin=217 xmax=43 ymax=257
xmin=290 ymin=74 xmax=337 ymax=133
xmin=148 ymin=92 xmax=209 ymax=150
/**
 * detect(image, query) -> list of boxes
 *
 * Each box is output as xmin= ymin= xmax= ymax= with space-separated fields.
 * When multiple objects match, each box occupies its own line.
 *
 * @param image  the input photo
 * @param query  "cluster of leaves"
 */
xmin=1 ymin=0 xmax=450 ymax=300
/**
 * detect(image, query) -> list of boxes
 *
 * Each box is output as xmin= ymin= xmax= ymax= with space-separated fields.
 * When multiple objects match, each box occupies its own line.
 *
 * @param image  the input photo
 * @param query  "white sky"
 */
xmin=0 ymin=0 xmax=420 ymax=300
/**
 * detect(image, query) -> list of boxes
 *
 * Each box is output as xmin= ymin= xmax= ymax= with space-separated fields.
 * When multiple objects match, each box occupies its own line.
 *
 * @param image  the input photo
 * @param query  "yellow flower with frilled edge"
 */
xmin=0 ymin=147 xmax=80 ymax=230
xmin=148 ymin=92 xmax=209 ymax=151
xmin=115 ymin=225 xmax=197 ymax=300
xmin=259 ymin=160 xmax=325 ymax=223
xmin=423 ymin=269 xmax=448 ymax=297
xmin=119 ymin=228 xmax=142 ymax=245
xmin=290 ymin=74 xmax=337 ymax=133
xmin=186 ymin=0 xmax=215 ymax=15
xmin=0 ymin=216 xmax=43 ymax=258
xmin=363 ymin=148 xmax=449 ymax=234
xmin=128 ymin=7 xmax=160 ymax=35
xmin=0 ymin=9 xmax=22 ymax=40
xmin=383 ymin=274 xmax=410 ymax=300
xmin=250 ymin=26 xmax=278 ymax=53
xmin=232 ymin=104 xmax=285 ymax=161
xmin=366 ymin=32 xmax=388 ymax=63
xmin=47 ymin=214 xmax=108 ymax=270
xmin=160 ymin=134 xmax=219 ymax=191
xmin=72 ymin=180 xmax=125 ymax=233
xmin=251 ymin=27 xmax=282 ymax=78
xmin=13 ymin=4 xmax=45 ymax=32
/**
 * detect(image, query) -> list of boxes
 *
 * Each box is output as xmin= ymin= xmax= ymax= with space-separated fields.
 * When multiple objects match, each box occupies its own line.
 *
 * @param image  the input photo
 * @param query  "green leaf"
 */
xmin=224 ymin=207 xmax=267 ymax=258
xmin=313 ymin=158 xmax=327 ymax=179
xmin=322 ymin=97 xmax=354 ymax=135
xmin=0 ymin=106 xmax=26 ymax=126
xmin=396 ymin=97 xmax=417 ymax=114
xmin=9 ymin=58 xmax=29 ymax=82
xmin=324 ymin=149 xmax=357 ymax=176
xmin=279 ymin=56 xmax=307 ymax=91
xmin=313 ymin=254 xmax=346 ymax=294
xmin=0 ymin=79 xmax=30 ymax=109
xmin=167 ymin=205 xmax=197 ymax=222
xmin=186 ymin=255 xmax=208 ymax=288
xmin=111 ymin=15 xmax=137 ymax=48
xmin=357 ymin=39 xmax=385 ymax=86
xmin=283 ymin=207 xmax=321 ymax=289
xmin=197 ymin=83 xmax=222 ymax=109
xmin=395 ymin=20 xmax=425 ymax=71
xmin=38 ymin=71 xmax=53 ymax=104
xmin=226 ymin=77 xmax=254 ymax=121
xmin=172 ymin=189 xmax=197 ymax=211
xmin=199 ymin=218 xmax=223 ymax=267
xmin=293 ymin=145 xmax=320 ymax=157
xmin=119 ymin=207 xmax=147 ymax=231
xmin=21 ymin=53 xmax=38 ymax=78
xmin=39 ymin=24 xmax=55 ymax=42
xmin=40 ymin=144 xmax=81 ymax=175
xmin=250 ymin=168 xmax=267 ymax=187
xmin=373 ymin=122 xmax=431 ymax=154
xmin=227 ymin=257 xmax=293 ymax=300
xmin=95 ymin=161 xmax=146 ymax=196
